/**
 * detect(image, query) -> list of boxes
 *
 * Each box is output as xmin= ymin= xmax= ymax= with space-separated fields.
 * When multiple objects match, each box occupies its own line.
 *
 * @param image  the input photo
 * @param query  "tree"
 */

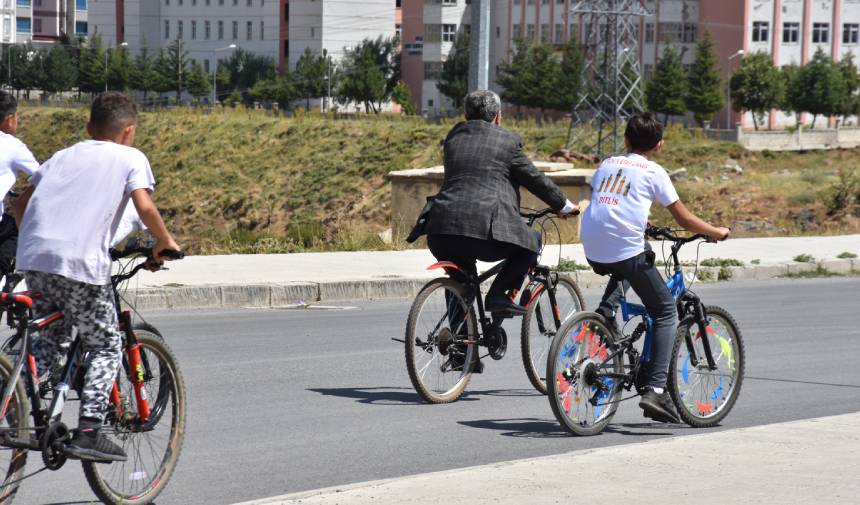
xmin=730 ymin=52 xmax=783 ymax=130
xmin=392 ymin=80 xmax=416 ymax=115
xmin=337 ymin=36 xmax=400 ymax=113
xmin=40 ymin=44 xmax=77 ymax=96
xmin=550 ymin=36 xmax=585 ymax=113
xmin=77 ymin=35 xmax=106 ymax=95
xmin=685 ymin=32 xmax=723 ymax=127
xmin=646 ymin=46 xmax=687 ymax=123
xmin=786 ymin=48 xmax=846 ymax=128
xmin=837 ymin=53 xmax=860 ymax=122
xmin=249 ymin=74 xmax=297 ymax=109
xmin=497 ymin=40 xmax=560 ymax=118
xmin=106 ymin=46 xmax=133 ymax=91
xmin=9 ymin=44 xmax=43 ymax=98
xmin=436 ymin=31 xmax=469 ymax=111
xmin=293 ymin=47 xmax=330 ymax=111
xmin=497 ymin=39 xmax=536 ymax=114
xmin=186 ymin=62 xmax=212 ymax=101
xmin=132 ymin=47 xmax=165 ymax=101
xmin=152 ymin=49 xmax=177 ymax=96
xmin=222 ymin=48 xmax=277 ymax=94
xmin=163 ymin=38 xmax=190 ymax=99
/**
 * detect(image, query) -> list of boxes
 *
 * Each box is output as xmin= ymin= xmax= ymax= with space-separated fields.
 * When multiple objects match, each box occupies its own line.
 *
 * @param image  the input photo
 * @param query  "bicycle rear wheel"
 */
xmin=521 ymin=274 xmax=584 ymax=394
xmin=668 ymin=305 xmax=745 ymax=428
xmin=0 ymin=353 xmax=28 ymax=505
xmin=82 ymin=332 xmax=186 ymax=505
xmin=547 ymin=312 xmax=622 ymax=436
xmin=405 ymin=278 xmax=479 ymax=404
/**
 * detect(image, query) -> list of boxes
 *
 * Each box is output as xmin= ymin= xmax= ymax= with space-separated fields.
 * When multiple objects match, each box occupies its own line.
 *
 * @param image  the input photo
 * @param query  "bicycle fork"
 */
xmin=115 ymin=310 xmax=151 ymax=424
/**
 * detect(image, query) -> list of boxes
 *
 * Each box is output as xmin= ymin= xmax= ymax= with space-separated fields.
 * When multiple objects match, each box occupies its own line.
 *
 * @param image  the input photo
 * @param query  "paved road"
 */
xmin=13 ymin=277 xmax=860 ymax=505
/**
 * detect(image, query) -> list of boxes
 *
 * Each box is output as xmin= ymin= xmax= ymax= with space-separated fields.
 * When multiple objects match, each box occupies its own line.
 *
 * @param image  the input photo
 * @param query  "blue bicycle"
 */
xmin=547 ymin=227 xmax=745 ymax=436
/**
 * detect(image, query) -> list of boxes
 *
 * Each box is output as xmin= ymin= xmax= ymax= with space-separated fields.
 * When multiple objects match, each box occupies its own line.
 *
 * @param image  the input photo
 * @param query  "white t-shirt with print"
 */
xmin=0 ymin=131 xmax=39 ymax=218
xmin=580 ymin=153 xmax=679 ymax=264
xmin=17 ymin=140 xmax=155 ymax=285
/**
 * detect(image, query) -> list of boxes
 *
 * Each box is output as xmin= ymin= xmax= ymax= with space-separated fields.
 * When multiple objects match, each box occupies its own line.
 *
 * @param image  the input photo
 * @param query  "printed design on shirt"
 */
xmin=594 ymin=168 xmax=632 ymax=206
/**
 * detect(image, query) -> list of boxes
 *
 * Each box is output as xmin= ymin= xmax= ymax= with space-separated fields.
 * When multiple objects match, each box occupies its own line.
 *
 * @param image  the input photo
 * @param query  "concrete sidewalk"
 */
xmin=121 ymin=234 xmax=860 ymax=310
xmin=236 ymin=411 xmax=860 ymax=505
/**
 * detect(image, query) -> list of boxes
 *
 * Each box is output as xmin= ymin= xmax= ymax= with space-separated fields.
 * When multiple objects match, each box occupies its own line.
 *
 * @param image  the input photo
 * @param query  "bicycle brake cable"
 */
xmin=0 ymin=465 xmax=50 ymax=490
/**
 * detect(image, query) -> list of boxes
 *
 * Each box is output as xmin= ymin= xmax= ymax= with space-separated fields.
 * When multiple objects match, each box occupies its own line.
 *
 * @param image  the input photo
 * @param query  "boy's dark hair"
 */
xmin=0 ymin=91 xmax=17 ymax=120
xmin=90 ymin=92 xmax=138 ymax=137
xmin=625 ymin=112 xmax=663 ymax=152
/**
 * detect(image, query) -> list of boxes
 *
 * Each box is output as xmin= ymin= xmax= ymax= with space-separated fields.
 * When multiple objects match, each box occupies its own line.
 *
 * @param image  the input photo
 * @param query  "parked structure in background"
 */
xmin=1 ymin=0 xmax=86 ymax=45
xmin=87 ymin=0 xmax=394 ymax=74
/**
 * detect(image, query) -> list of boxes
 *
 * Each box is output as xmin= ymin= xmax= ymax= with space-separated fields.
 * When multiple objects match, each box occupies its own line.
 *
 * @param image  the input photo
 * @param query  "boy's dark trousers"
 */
xmin=588 ymin=247 xmax=677 ymax=389
xmin=0 ymin=213 xmax=18 ymax=277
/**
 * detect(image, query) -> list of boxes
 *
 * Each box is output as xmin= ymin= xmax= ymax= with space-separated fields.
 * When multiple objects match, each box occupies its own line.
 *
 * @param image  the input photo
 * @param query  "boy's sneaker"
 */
xmin=639 ymin=388 xmax=681 ymax=424
xmin=64 ymin=429 xmax=127 ymax=462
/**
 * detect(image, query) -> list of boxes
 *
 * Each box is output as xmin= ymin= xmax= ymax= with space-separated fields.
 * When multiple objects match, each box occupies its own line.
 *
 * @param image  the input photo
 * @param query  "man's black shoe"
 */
xmin=64 ymin=429 xmax=127 ymax=462
xmin=639 ymin=388 xmax=681 ymax=424
xmin=485 ymin=295 xmax=527 ymax=316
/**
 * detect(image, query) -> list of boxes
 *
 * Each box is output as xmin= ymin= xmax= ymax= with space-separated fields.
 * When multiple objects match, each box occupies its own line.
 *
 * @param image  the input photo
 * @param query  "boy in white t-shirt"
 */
xmin=580 ymin=113 xmax=729 ymax=424
xmin=0 ymin=91 xmax=39 ymax=278
xmin=15 ymin=92 xmax=181 ymax=462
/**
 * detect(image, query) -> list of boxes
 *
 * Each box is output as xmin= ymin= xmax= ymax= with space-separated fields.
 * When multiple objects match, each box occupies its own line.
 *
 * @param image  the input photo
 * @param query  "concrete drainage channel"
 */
xmin=120 ymin=259 xmax=858 ymax=312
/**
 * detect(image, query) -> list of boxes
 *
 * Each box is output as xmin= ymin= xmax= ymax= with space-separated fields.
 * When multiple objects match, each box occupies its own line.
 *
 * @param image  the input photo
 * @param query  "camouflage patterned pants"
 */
xmin=26 ymin=271 xmax=121 ymax=422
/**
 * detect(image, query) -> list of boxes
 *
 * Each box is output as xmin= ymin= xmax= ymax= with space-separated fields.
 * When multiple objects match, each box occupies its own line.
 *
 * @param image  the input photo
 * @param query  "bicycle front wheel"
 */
xmin=405 ymin=278 xmax=479 ymax=404
xmin=668 ymin=305 xmax=745 ymax=428
xmin=547 ymin=312 xmax=622 ymax=436
xmin=0 ymin=353 xmax=28 ymax=505
xmin=521 ymin=274 xmax=584 ymax=394
xmin=83 ymin=331 xmax=186 ymax=505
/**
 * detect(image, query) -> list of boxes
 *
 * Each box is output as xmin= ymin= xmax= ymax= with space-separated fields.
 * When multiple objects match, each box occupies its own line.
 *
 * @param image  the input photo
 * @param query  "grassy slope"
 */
xmin=16 ymin=107 xmax=860 ymax=254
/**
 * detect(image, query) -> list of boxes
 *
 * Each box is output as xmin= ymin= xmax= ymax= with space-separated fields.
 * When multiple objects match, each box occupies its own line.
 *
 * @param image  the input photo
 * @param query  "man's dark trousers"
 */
xmin=0 ymin=213 xmax=18 ymax=277
xmin=427 ymin=234 xmax=538 ymax=298
xmin=589 ymin=250 xmax=677 ymax=389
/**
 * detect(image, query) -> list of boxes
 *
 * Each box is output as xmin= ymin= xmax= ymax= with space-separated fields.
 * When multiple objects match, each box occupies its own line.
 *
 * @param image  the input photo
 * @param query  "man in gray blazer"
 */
xmin=424 ymin=90 xmax=578 ymax=315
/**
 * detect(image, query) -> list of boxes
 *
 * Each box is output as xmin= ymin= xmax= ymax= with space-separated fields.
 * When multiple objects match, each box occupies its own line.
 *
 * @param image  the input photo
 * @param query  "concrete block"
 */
xmin=271 ymin=282 xmax=320 ymax=306
xmin=165 ymin=286 xmax=223 ymax=309
xmin=574 ymin=270 xmax=604 ymax=289
xmin=123 ymin=289 xmax=170 ymax=312
xmin=754 ymin=265 xmax=788 ymax=279
xmin=319 ymin=281 xmax=369 ymax=301
xmin=727 ymin=266 xmax=757 ymax=281
xmin=786 ymin=262 xmax=817 ymax=275
xmin=222 ymin=285 xmax=272 ymax=308
xmin=367 ymin=279 xmax=424 ymax=300
xmin=820 ymin=259 xmax=853 ymax=274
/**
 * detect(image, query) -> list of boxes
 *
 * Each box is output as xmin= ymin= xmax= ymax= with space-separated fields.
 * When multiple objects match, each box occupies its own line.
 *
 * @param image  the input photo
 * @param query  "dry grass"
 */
xmin=16 ymin=108 xmax=860 ymax=254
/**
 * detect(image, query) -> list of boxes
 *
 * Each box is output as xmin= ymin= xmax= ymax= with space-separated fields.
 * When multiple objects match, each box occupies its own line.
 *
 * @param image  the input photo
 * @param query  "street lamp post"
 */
xmin=212 ymin=44 xmax=236 ymax=105
xmin=105 ymin=41 xmax=128 ymax=92
xmin=725 ymin=49 xmax=744 ymax=129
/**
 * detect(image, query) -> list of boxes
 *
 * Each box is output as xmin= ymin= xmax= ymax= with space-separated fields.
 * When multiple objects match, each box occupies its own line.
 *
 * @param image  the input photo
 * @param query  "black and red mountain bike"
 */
xmin=0 ymin=244 xmax=186 ymax=505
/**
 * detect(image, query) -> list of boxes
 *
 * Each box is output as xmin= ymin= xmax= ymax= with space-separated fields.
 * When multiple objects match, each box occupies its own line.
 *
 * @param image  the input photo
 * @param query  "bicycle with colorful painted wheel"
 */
xmin=547 ymin=226 xmax=745 ymax=436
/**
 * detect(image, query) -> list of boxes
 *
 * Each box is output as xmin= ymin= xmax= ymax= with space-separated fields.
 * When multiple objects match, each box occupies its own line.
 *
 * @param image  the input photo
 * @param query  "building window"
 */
xmin=645 ymin=22 xmax=654 ymax=43
xmin=540 ymin=24 xmax=549 ymax=42
xmin=247 ymin=0 xmax=251 ymax=4
xmin=75 ymin=20 xmax=87 ymax=34
xmin=219 ymin=0 xmax=223 ymax=4
xmin=232 ymin=20 xmax=238 ymax=39
xmin=659 ymin=22 xmax=681 ymax=43
xmin=442 ymin=23 xmax=456 ymax=42
xmin=681 ymin=23 xmax=697 ymax=43
xmin=845 ymin=23 xmax=860 ymax=44
xmin=15 ymin=16 xmax=29 ymax=32
xmin=16 ymin=0 xmax=29 ymax=6
xmin=396 ymin=23 xmax=401 ymax=40
xmin=178 ymin=0 xmax=182 ymax=5
xmin=260 ymin=20 xmax=264 ymax=40
xmin=246 ymin=20 xmax=252 ymax=40
xmin=205 ymin=20 xmax=210 ymax=39
xmin=812 ymin=22 xmax=829 ymax=43
xmin=75 ymin=0 xmax=86 ymax=10
xmin=442 ymin=0 xmax=456 ymax=4
xmin=192 ymin=0 xmax=196 ymax=5
xmin=526 ymin=23 xmax=535 ymax=40
xmin=218 ymin=20 xmax=224 ymax=39
xmin=233 ymin=0 xmax=237 ymax=5
xmin=513 ymin=24 xmax=521 ymax=39
xmin=178 ymin=20 xmax=183 ymax=38
xmin=783 ymin=22 xmax=799 ymax=43
xmin=554 ymin=23 xmax=563 ymax=44
xmin=752 ymin=21 xmax=769 ymax=42
xmin=164 ymin=19 xmax=170 ymax=39
xmin=424 ymin=61 xmax=442 ymax=79
xmin=204 ymin=59 xmax=210 ymax=73
xmin=191 ymin=20 xmax=197 ymax=39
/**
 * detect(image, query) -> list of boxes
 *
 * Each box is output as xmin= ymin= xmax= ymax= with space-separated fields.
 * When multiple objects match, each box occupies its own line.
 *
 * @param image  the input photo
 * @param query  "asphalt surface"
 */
xmin=11 ymin=277 xmax=860 ymax=505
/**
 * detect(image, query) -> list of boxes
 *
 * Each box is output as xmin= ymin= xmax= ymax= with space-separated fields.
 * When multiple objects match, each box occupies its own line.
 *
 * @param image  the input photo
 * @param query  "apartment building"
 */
xmin=1 ymin=0 xmax=85 ymax=45
xmin=87 ymin=0 xmax=395 ymax=75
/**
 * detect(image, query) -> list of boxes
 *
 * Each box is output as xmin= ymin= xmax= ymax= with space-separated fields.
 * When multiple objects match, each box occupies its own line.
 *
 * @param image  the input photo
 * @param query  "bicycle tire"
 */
xmin=668 ymin=305 xmax=745 ymax=428
xmin=547 ymin=312 xmax=622 ymax=436
xmin=521 ymin=274 xmax=584 ymax=395
xmin=0 ymin=353 xmax=28 ymax=505
xmin=405 ymin=278 xmax=478 ymax=404
xmin=82 ymin=333 xmax=186 ymax=505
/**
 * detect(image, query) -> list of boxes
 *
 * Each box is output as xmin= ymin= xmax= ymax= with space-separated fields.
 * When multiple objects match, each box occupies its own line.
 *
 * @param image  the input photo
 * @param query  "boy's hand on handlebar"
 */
xmin=711 ymin=227 xmax=731 ymax=242
xmin=152 ymin=237 xmax=182 ymax=265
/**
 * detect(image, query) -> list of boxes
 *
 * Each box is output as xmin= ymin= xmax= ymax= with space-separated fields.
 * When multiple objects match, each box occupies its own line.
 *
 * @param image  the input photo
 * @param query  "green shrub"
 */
xmin=555 ymin=258 xmax=590 ymax=272
xmin=793 ymin=253 xmax=815 ymax=263
xmin=837 ymin=251 xmax=858 ymax=259
xmin=701 ymin=257 xmax=744 ymax=267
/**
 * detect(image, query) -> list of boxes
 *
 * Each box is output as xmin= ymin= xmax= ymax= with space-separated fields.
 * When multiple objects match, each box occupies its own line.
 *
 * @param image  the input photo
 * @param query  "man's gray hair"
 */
xmin=464 ymin=90 xmax=501 ymax=122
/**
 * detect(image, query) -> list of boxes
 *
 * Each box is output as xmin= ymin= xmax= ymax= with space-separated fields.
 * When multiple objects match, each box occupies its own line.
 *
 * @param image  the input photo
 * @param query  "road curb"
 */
xmin=124 ymin=259 xmax=857 ymax=311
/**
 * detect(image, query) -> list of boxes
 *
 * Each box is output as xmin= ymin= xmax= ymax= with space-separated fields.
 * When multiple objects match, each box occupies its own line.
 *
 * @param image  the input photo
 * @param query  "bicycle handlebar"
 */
xmin=520 ymin=207 xmax=580 ymax=227
xmin=646 ymin=226 xmax=714 ymax=244
xmin=110 ymin=245 xmax=184 ymax=285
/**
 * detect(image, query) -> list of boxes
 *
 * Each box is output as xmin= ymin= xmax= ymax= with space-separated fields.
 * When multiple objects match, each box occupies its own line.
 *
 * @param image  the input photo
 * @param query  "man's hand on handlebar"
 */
xmin=557 ymin=200 xmax=581 ymax=220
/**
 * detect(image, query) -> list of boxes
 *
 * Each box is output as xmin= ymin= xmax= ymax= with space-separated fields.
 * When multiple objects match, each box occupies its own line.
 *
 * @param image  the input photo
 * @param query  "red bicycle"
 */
xmin=0 ymin=245 xmax=186 ymax=505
